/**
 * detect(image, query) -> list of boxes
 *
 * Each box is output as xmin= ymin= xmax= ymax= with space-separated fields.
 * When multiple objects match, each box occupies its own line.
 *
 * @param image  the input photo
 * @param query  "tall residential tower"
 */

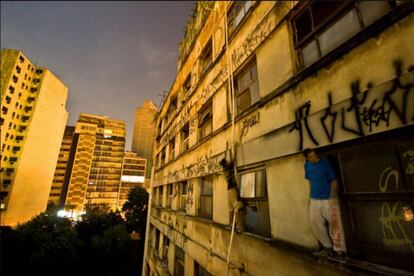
xmin=64 ymin=114 xmax=126 ymax=212
xmin=0 ymin=49 xmax=68 ymax=226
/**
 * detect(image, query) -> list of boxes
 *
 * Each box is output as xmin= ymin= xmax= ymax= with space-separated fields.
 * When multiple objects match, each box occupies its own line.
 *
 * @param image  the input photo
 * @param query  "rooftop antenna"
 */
xmin=157 ymin=90 xmax=168 ymax=110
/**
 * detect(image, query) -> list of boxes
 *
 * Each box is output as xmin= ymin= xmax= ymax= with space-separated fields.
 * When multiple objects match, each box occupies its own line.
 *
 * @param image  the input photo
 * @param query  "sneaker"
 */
xmin=335 ymin=250 xmax=346 ymax=259
xmin=317 ymin=247 xmax=335 ymax=257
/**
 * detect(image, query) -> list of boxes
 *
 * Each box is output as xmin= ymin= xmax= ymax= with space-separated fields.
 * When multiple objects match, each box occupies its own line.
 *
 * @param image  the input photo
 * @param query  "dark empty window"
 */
xmin=174 ymin=246 xmax=185 ymax=276
xmin=199 ymin=176 xmax=213 ymax=219
xmin=184 ymin=73 xmax=192 ymax=94
xmin=2 ymin=106 xmax=8 ymax=115
xmin=195 ymin=261 xmax=212 ymax=276
xmin=179 ymin=181 xmax=188 ymax=211
xmin=329 ymin=133 xmax=414 ymax=270
xmin=181 ymin=123 xmax=190 ymax=153
xmin=234 ymin=59 xmax=259 ymax=114
xmin=8 ymin=85 xmax=15 ymax=94
xmin=198 ymin=101 xmax=212 ymax=141
xmin=200 ymin=39 xmax=213 ymax=76
xmin=15 ymin=65 xmax=21 ymax=74
xmin=166 ymin=184 xmax=173 ymax=208
xmin=169 ymin=138 xmax=175 ymax=160
xmin=12 ymin=75 xmax=18 ymax=83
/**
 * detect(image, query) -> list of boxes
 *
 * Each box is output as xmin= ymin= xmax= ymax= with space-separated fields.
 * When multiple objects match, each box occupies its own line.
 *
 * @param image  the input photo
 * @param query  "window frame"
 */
xmin=178 ymin=181 xmax=188 ymax=211
xmin=325 ymin=131 xmax=414 ymax=270
xmin=234 ymin=58 xmax=259 ymax=115
xmin=199 ymin=176 xmax=213 ymax=220
xmin=198 ymin=101 xmax=213 ymax=141
xmin=180 ymin=123 xmax=190 ymax=154
xmin=199 ymin=39 xmax=213 ymax=77
xmin=174 ymin=246 xmax=185 ymax=276
xmin=292 ymin=1 xmax=395 ymax=68
xmin=227 ymin=1 xmax=254 ymax=37
xmin=238 ymin=168 xmax=271 ymax=237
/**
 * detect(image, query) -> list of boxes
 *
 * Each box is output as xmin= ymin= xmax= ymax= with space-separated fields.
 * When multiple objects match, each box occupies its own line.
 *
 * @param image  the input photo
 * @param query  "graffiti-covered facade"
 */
xmin=143 ymin=1 xmax=414 ymax=275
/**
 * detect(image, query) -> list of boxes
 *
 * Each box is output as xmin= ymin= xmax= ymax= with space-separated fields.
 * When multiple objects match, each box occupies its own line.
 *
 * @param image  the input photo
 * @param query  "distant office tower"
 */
xmin=48 ymin=126 xmax=75 ymax=208
xmin=116 ymin=151 xmax=146 ymax=210
xmin=0 ymin=49 xmax=68 ymax=226
xmin=131 ymin=100 xmax=157 ymax=180
xmin=64 ymin=114 xmax=126 ymax=212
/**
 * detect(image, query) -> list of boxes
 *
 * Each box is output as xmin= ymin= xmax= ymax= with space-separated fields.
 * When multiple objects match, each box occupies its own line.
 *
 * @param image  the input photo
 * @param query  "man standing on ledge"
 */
xmin=303 ymin=148 xmax=346 ymax=257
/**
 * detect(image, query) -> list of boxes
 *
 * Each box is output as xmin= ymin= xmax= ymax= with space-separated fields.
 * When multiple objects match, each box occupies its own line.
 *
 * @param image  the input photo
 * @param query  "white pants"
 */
xmin=309 ymin=199 xmax=346 ymax=252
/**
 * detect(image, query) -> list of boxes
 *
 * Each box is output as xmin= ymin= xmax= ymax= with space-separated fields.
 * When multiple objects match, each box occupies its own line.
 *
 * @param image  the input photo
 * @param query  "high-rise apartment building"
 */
xmin=117 ymin=151 xmax=147 ymax=210
xmin=48 ymin=126 xmax=75 ymax=208
xmin=144 ymin=2 xmax=414 ymax=275
xmin=0 ymin=49 xmax=68 ymax=226
xmin=131 ymin=100 xmax=157 ymax=181
xmin=64 ymin=113 xmax=126 ymax=212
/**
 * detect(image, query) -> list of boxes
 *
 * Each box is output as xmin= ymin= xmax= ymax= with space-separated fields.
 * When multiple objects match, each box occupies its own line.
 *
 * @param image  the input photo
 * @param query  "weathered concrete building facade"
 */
xmin=143 ymin=1 xmax=414 ymax=275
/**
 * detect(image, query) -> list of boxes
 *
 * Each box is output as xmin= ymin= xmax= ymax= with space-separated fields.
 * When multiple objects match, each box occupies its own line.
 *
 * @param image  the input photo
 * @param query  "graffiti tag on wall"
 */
xmin=155 ymin=152 xmax=226 ymax=186
xmin=241 ymin=111 xmax=260 ymax=137
xmin=289 ymin=61 xmax=414 ymax=150
xmin=232 ymin=10 xmax=276 ymax=69
xmin=378 ymin=166 xmax=414 ymax=252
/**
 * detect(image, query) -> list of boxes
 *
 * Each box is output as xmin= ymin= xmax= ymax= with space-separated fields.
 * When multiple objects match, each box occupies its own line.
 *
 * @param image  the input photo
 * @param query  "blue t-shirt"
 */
xmin=304 ymin=157 xmax=336 ymax=199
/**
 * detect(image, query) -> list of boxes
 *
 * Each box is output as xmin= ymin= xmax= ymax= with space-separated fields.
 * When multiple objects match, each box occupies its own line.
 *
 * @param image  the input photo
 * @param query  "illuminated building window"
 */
xmin=199 ymin=176 xmax=213 ymax=219
xmin=234 ymin=58 xmax=259 ymax=115
xmin=292 ymin=1 xmax=394 ymax=68
xmin=238 ymin=168 xmax=270 ymax=237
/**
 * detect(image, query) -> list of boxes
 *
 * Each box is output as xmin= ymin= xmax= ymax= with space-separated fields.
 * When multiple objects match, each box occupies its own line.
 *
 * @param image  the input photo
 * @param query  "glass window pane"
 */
xmin=349 ymin=200 xmax=414 ymax=253
xmin=319 ymin=9 xmax=361 ymax=56
xmin=200 ymin=196 xmax=212 ymax=218
xmin=237 ymin=90 xmax=251 ymax=114
xmin=301 ymin=40 xmax=320 ymax=68
xmin=295 ymin=9 xmax=312 ymax=43
xmin=255 ymin=170 xmax=266 ymax=198
xmin=340 ymin=142 xmax=403 ymax=193
xmin=311 ymin=1 xmax=344 ymax=29
xmin=202 ymin=178 xmax=213 ymax=195
xmin=359 ymin=1 xmax=391 ymax=27
xmin=240 ymin=172 xmax=255 ymax=198
xmin=397 ymin=141 xmax=414 ymax=191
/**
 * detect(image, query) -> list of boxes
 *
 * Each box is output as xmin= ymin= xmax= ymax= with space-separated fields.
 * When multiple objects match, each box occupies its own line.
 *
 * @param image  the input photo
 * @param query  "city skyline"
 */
xmin=1 ymin=1 xmax=194 ymax=149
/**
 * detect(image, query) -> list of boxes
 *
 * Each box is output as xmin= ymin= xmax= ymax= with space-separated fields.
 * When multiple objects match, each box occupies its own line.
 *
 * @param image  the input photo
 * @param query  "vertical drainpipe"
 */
xmin=142 ymin=165 xmax=155 ymax=276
